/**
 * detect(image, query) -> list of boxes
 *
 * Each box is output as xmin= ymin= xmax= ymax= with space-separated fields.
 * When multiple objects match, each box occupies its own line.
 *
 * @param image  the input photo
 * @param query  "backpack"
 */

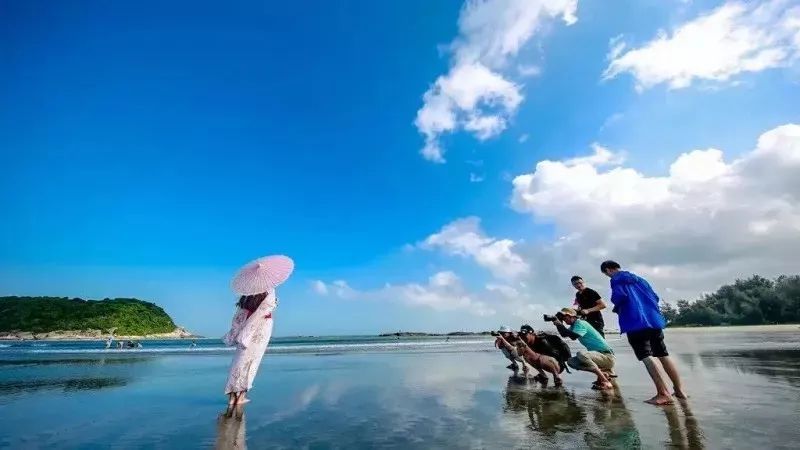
xmin=533 ymin=332 xmax=572 ymax=373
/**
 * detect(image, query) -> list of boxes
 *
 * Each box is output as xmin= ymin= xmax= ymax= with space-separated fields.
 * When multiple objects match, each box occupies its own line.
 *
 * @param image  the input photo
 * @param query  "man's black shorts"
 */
xmin=626 ymin=328 xmax=668 ymax=360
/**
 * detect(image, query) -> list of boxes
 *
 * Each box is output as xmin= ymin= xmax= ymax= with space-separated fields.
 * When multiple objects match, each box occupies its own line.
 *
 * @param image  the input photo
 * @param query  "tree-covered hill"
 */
xmin=0 ymin=297 xmax=177 ymax=335
xmin=660 ymin=275 xmax=800 ymax=327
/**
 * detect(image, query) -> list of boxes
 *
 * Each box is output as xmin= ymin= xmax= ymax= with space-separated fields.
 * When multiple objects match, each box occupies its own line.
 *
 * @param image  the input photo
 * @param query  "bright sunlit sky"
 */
xmin=2 ymin=0 xmax=799 ymax=336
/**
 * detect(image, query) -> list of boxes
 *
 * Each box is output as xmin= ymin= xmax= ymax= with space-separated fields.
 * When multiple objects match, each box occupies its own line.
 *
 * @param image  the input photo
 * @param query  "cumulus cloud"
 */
xmin=564 ymin=143 xmax=625 ymax=167
xmin=312 ymin=280 xmax=357 ymax=299
xmin=314 ymin=271 xmax=496 ymax=317
xmin=415 ymin=0 xmax=579 ymax=162
xmin=314 ymin=220 xmax=545 ymax=319
xmin=421 ymin=216 xmax=530 ymax=280
xmin=511 ymin=123 xmax=800 ymax=302
xmin=311 ymin=280 xmax=328 ymax=295
xmin=604 ymin=0 xmax=800 ymax=90
xmin=387 ymin=271 xmax=496 ymax=316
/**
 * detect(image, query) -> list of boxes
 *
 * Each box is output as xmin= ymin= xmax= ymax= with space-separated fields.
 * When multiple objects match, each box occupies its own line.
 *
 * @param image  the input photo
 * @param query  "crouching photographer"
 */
xmin=492 ymin=326 xmax=528 ymax=375
xmin=547 ymin=308 xmax=616 ymax=390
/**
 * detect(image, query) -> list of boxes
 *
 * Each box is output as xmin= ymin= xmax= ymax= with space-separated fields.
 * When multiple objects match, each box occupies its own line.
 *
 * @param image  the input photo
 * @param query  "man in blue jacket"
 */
xmin=601 ymin=260 xmax=686 ymax=405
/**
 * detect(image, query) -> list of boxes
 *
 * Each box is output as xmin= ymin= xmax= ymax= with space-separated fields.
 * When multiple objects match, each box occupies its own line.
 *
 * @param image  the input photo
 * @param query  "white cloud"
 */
xmin=518 ymin=133 xmax=529 ymax=143
xmin=415 ymin=0 xmax=579 ymax=162
xmin=511 ymin=123 xmax=800 ymax=302
xmin=453 ymin=0 xmax=577 ymax=67
xmin=469 ymin=173 xmax=485 ymax=183
xmin=416 ymin=62 xmax=522 ymax=162
xmin=564 ymin=143 xmax=625 ymax=167
xmin=312 ymin=280 xmax=357 ymax=299
xmin=388 ymin=271 xmax=496 ymax=316
xmin=315 ymin=271 xmax=496 ymax=317
xmin=604 ymin=1 xmax=800 ymax=90
xmin=517 ymin=64 xmax=542 ymax=77
xmin=311 ymin=280 xmax=328 ymax=295
xmin=421 ymin=216 xmax=529 ymax=279
xmin=599 ymin=112 xmax=623 ymax=131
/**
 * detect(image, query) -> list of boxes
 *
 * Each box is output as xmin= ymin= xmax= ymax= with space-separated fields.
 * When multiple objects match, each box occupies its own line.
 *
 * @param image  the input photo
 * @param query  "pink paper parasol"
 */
xmin=231 ymin=255 xmax=294 ymax=295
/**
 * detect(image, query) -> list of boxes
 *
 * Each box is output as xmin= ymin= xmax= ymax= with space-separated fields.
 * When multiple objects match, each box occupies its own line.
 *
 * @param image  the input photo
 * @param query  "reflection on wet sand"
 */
xmin=504 ymin=377 xmax=586 ymax=435
xmin=0 ymin=376 xmax=128 ymax=395
xmin=216 ymin=406 xmax=246 ymax=450
xmin=583 ymin=388 xmax=642 ymax=449
xmin=698 ymin=349 xmax=800 ymax=388
xmin=504 ymin=378 xmax=646 ymax=449
xmin=0 ymin=356 xmax=153 ymax=367
xmin=663 ymin=400 xmax=705 ymax=449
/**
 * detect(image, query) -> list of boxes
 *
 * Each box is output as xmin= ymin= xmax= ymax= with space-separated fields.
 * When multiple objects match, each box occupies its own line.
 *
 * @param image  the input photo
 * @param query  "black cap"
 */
xmin=519 ymin=324 xmax=535 ymax=334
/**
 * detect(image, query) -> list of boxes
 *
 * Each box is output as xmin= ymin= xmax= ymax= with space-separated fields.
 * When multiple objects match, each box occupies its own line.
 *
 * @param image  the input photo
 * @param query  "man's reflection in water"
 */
xmin=583 ymin=387 xmax=642 ymax=449
xmin=216 ymin=406 xmax=246 ymax=450
xmin=504 ymin=377 xmax=586 ymax=436
xmin=663 ymin=399 xmax=705 ymax=449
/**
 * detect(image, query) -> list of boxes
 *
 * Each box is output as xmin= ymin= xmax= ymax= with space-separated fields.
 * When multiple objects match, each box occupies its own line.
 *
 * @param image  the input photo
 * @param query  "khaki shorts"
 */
xmin=568 ymin=350 xmax=615 ymax=371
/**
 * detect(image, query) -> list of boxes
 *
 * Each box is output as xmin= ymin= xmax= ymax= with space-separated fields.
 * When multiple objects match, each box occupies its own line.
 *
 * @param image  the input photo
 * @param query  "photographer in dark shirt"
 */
xmin=571 ymin=275 xmax=607 ymax=337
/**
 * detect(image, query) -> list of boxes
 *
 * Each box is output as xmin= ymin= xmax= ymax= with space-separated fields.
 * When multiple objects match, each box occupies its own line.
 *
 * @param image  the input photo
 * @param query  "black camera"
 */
xmin=490 ymin=331 xmax=501 ymax=336
xmin=543 ymin=312 xmax=565 ymax=322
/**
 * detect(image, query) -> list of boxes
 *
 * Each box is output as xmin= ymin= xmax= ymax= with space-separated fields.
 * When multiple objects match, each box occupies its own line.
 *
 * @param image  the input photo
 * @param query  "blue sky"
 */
xmin=2 ymin=0 xmax=799 ymax=336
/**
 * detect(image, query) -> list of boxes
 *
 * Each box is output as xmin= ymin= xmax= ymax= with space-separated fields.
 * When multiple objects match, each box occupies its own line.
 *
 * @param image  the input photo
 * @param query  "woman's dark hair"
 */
xmin=570 ymin=275 xmax=582 ymax=283
xmin=237 ymin=292 xmax=268 ymax=313
xmin=600 ymin=260 xmax=621 ymax=273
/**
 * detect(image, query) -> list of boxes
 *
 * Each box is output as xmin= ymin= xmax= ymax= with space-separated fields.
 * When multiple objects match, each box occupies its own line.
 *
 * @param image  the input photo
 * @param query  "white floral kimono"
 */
xmin=223 ymin=291 xmax=277 ymax=395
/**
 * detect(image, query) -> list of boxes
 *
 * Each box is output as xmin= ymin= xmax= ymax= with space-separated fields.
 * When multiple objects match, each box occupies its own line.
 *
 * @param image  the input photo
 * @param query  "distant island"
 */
xmin=662 ymin=274 xmax=800 ymax=327
xmin=0 ymin=296 xmax=197 ymax=340
xmin=379 ymin=331 xmax=493 ymax=337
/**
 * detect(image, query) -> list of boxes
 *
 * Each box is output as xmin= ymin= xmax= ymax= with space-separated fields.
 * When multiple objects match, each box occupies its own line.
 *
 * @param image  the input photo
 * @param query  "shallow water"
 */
xmin=1 ymin=328 xmax=798 ymax=449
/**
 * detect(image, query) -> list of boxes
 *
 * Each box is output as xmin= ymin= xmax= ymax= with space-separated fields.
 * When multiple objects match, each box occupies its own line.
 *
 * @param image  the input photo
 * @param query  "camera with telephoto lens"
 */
xmin=543 ymin=312 xmax=566 ymax=322
xmin=491 ymin=331 xmax=520 ymax=342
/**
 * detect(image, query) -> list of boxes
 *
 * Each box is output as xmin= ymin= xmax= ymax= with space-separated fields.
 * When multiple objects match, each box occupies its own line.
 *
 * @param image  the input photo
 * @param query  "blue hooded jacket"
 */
xmin=609 ymin=271 xmax=666 ymax=333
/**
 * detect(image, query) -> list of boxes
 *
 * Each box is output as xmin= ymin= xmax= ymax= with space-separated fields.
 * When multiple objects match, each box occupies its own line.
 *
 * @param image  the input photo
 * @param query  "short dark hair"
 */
xmin=570 ymin=275 xmax=582 ymax=283
xmin=600 ymin=260 xmax=621 ymax=273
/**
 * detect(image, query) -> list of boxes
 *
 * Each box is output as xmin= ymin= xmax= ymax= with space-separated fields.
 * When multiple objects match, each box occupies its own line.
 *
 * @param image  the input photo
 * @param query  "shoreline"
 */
xmin=4 ymin=323 xmax=797 ymax=341
xmin=0 ymin=327 xmax=201 ymax=341
xmin=666 ymin=323 xmax=800 ymax=332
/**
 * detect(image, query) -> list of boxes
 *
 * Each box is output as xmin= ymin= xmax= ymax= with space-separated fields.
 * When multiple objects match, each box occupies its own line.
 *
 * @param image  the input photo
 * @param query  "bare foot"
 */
xmin=673 ymin=390 xmax=688 ymax=399
xmin=644 ymin=395 xmax=674 ymax=405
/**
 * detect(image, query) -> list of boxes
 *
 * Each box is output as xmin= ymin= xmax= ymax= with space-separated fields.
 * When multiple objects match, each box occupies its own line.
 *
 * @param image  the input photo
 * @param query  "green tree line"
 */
xmin=660 ymin=275 xmax=800 ymax=327
xmin=0 ymin=297 xmax=177 ymax=335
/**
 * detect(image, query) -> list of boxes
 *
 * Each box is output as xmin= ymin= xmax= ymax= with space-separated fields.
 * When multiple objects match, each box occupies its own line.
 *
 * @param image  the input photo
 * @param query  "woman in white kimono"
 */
xmin=223 ymin=290 xmax=278 ymax=407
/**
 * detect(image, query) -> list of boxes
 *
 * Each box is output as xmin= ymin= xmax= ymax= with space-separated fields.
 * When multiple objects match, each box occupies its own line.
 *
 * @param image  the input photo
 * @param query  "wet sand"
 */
xmin=1 ymin=328 xmax=798 ymax=449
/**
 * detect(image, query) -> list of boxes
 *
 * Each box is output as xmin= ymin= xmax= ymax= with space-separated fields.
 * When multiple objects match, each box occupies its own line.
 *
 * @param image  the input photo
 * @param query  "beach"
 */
xmin=1 ymin=327 xmax=798 ymax=449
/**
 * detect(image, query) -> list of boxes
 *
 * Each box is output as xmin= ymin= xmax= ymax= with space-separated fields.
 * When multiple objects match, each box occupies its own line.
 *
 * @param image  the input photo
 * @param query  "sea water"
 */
xmin=1 ymin=329 xmax=798 ymax=449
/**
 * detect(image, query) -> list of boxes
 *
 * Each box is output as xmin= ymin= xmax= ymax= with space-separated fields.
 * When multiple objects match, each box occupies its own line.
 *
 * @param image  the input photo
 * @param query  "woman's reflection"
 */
xmin=216 ymin=405 xmax=247 ymax=450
